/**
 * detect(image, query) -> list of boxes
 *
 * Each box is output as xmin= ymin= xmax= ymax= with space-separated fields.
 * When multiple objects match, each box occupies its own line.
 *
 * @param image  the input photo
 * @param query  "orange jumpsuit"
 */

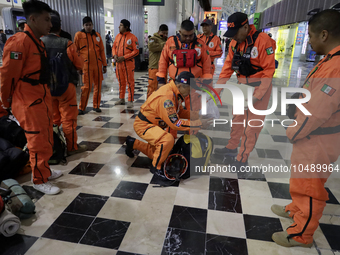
xmin=284 ymin=46 xmax=340 ymax=245
xmin=0 ymin=25 xmax=53 ymax=184
xmin=197 ymin=33 xmax=223 ymax=75
xmin=74 ymin=29 xmax=106 ymax=111
xmin=218 ymin=25 xmax=275 ymax=163
xmin=51 ymin=38 xmax=84 ymax=152
xmin=112 ymin=32 xmax=139 ymax=101
xmin=157 ymin=35 xmax=212 ymax=138
xmin=133 ymin=81 xmax=202 ymax=170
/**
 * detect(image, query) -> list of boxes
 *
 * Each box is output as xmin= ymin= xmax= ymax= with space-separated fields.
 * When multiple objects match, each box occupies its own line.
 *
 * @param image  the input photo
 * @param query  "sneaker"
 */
xmin=67 ymin=144 xmax=88 ymax=156
xmin=33 ymin=182 xmax=61 ymax=195
xmin=214 ymin=147 xmax=238 ymax=156
xmin=115 ymin=98 xmax=125 ymax=105
xmin=272 ymin=231 xmax=313 ymax=248
xmin=48 ymin=170 xmax=63 ymax=181
xmin=125 ymin=136 xmax=136 ymax=158
xmin=127 ymin=101 xmax=134 ymax=108
xmin=271 ymin=205 xmax=292 ymax=219
xmin=229 ymin=160 xmax=248 ymax=171
xmin=78 ymin=109 xmax=85 ymax=115
xmin=94 ymin=108 xmax=102 ymax=113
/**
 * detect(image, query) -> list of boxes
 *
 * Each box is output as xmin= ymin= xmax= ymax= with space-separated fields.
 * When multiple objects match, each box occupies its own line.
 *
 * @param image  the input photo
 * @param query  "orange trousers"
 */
xmin=116 ymin=61 xmax=135 ymax=101
xmin=12 ymin=85 xmax=53 ymax=184
xmin=133 ymin=118 xmax=174 ymax=170
xmin=284 ymin=134 xmax=340 ymax=244
xmin=211 ymin=63 xmax=216 ymax=76
xmin=226 ymin=86 xmax=272 ymax=163
xmin=52 ymin=84 xmax=78 ymax=152
xmin=147 ymin=68 xmax=158 ymax=98
xmin=79 ymin=68 xmax=103 ymax=111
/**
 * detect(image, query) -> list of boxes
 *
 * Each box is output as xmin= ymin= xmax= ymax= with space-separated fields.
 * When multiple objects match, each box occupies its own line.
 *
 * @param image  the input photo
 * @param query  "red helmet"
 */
xmin=163 ymin=154 xmax=188 ymax=180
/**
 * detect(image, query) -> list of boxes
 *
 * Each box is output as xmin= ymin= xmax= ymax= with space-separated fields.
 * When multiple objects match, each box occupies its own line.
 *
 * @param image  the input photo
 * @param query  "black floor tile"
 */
xmin=78 ymin=141 xmax=102 ymax=151
xmin=325 ymin=188 xmax=340 ymax=204
xmin=168 ymin=205 xmax=207 ymax=233
xmin=121 ymin=109 xmax=138 ymax=114
xmin=111 ymin=181 xmax=148 ymax=200
xmin=22 ymin=185 xmax=44 ymax=201
xmin=116 ymin=145 xmax=140 ymax=156
xmin=69 ymin=162 xmax=105 ymax=177
xmin=319 ymin=223 xmax=340 ymax=251
xmin=131 ymin=156 xmax=152 ymax=169
xmin=208 ymin=192 xmax=242 ymax=213
xmin=42 ymin=213 xmax=94 ymax=243
xmin=256 ymin=149 xmax=283 ymax=159
xmin=93 ymin=116 xmax=113 ymax=122
xmin=130 ymin=114 xmax=138 ymax=119
xmin=205 ymin=234 xmax=248 ymax=255
xmin=99 ymin=104 xmax=114 ymax=108
xmin=217 ymin=105 xmax=228 ymax=109
xmin=161 ymin=228 xmax=206 ymax=255
xmin=117 ymin=252 xmax=144 ymax=255
xmin=209 ymin=177 xmax=239 ymax=195
xmin=76 ymin=126 xmax=82 ymax=130
xmin=268 ymin=182 xmax=291 ymax=200
xmin=210 ymin=154 xmax=234 ymax=165
xmin=237 ymin=169 xmax=266 ymax=181
xmin=150 ymin=173 xmax=180 ymax=187
xmin=103 ymin=136 xmax=127 ymax=144
xmin=80 ymin=218 xmax=130 ymax=250
xmin=64 ymin=193 xmax=109 ymax=216
xmin=135 ymin=100 xmax=145 ymax=103
xmin=243 ymin=214 xmax=283 ymax=242
xmin=102 ymin=122 xmax=124 ymax=129
xmin=271 ymin=135 xmax=291 ymax=143
xmin=0 ymin=234 xmax=38 ymax=255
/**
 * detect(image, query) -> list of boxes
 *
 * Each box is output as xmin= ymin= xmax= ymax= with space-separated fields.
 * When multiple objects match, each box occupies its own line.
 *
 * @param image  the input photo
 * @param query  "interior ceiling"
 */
xmin=222 ymin=0 xmax=256 ymax=16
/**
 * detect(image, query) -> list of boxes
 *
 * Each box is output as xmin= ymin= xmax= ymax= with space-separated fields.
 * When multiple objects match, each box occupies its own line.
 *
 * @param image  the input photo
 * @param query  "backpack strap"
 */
xmin=206 ymin=35 xmax=215 ymax=46
xmin=173 ymin=35 xmax=180 ymax=50
xmin=191 ymin=37 xmax=197 ymax=49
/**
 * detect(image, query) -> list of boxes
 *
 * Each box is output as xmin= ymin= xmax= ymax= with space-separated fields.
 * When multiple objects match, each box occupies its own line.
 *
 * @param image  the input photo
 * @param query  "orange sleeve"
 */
xmin=201 ymin=43 xmax=212 ymax=78
xmin=124 ymin=35 xmax=139 ymax=61
xmin=98 ymin=34 xmax=107 ymax=66
xmin=112 ymin=35 xmax=118 ymax=57
xmin=156 ymin=39 xmax=171 ymax=79
xmin=253 ymin=34 xmax=275 ymax=100
xmin=286 ymin=75 xmax=340 ymax=142
xmin=156 ymin=96 xmax=202 ymax=131
xmin=0 ymin=36 xmax=26 ymax=108
xmin=74 ymin=32 xmax=80 ymax=51
xmin=67 ymin=41 xmax=84 ymax=70
xmin=217 ymin=42 xmax=235 ymax=84
xmin=209 ymin=37 xmax=223 ymax=59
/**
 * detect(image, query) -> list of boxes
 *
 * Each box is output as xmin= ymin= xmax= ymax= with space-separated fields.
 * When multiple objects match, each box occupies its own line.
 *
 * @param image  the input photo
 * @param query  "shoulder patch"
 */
xmin=127 ymin=39 xmax=132 ymax=45
xmin=251 ymin=47 xmax=259 ymax=58
xmin=10 ymin=52 xmax=22 ymax=60
xmin=321 ymin=84 xmax=336 ymax=96
xmin=266 ymin=47 xmax=274 ymax=55
xmin=209 ymin=42 xmax=214 ymax=48
xmin=164 ymin=99 xmax=174 ymax=108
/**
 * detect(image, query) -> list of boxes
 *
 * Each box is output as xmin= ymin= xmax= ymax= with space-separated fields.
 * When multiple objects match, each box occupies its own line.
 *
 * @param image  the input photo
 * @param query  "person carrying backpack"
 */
xmin=0 ymin=1 xmax=62 ymax=195
xmin=41 ymin=13 xmax=87 ymax=157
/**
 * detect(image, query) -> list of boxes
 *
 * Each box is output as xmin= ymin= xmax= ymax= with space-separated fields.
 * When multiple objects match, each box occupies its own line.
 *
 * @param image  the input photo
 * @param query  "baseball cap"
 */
xmin=17 ymin=19 xmax=26 ymax=26
xmin=201 ymin=19 xmax=213 ymax=26
xmin=175 ymin=71 xmax=198 ymax=89
xmin=224 ymin=12 xmax=248 ymax=38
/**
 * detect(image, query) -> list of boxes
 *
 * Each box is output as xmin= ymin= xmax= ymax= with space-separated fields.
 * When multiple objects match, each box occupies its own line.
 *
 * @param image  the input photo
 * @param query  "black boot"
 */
xmin=125 ymin=136 xmax=136 ymax=158
xmin=214 ymin=147 xmax=238 ymax=156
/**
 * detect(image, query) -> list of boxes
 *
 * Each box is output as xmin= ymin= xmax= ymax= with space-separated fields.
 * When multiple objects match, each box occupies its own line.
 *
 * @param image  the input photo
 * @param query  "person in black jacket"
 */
xmin=50 ymin=10 xmax=72 ymax=41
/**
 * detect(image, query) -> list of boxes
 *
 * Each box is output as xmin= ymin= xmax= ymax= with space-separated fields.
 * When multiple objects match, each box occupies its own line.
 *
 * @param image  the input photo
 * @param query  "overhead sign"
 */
xmin=212 ymin=7 xmax=222 ymax=11
xmin=143 ymin=0 xmax=164 ymax=6
xmin=219 ymin=20 xmax=228 ymax=30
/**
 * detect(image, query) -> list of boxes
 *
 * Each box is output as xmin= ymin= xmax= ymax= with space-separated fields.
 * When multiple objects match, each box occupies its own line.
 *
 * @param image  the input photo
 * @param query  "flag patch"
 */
xmin=266 ymin=47 xmax=274 ymax=55
xmin=10 ymin=52 xmax=22 ymax=60
xmin=176 ymin=120 xmax=182 ymax=127
xmin=321 ymin=84 xmax=336 ymax=96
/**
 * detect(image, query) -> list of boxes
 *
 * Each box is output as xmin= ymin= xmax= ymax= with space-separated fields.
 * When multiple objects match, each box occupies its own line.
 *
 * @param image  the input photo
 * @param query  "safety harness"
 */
xmin=20 ymin=31 xmax=50 ymax=86
xmin=231 ymin=31 xmax=263 ymax=78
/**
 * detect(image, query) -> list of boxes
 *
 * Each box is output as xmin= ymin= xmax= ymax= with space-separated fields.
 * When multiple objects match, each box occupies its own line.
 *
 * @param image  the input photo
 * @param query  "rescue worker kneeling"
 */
xmin=125 ymin=72 xmax=209 ymax=174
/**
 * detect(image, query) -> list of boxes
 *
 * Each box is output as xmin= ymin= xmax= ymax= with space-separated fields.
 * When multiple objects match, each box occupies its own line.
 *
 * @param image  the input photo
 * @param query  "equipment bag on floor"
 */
xmin=1 ymin=179 xmax=35 ymax=219
xmin=168 ymin=132 xmax=214 ymax=180
xmin=48 ymin=125 xmax=67 ymax=165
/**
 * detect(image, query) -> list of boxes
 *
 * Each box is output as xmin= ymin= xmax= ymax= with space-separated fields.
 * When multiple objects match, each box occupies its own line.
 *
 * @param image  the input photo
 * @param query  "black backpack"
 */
xmin=0 ymin=115 xmax=27 ymax=148
xmin=48 ymin=126 xmax=67 ymax=165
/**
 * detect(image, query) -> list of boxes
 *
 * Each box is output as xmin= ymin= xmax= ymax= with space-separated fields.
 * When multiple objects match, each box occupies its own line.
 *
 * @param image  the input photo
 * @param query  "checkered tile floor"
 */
xmin=3 ymin=56 xmax=340 ymax=255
